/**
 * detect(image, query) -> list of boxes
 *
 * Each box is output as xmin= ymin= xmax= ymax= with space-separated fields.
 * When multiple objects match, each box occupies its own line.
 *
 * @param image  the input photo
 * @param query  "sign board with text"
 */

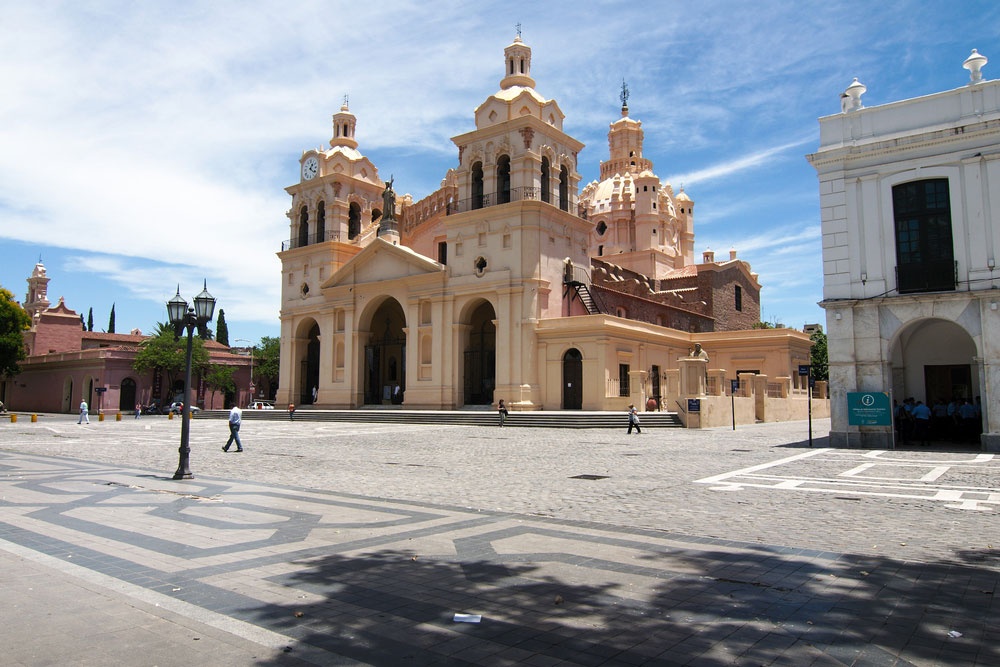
xmin=847 ymin=392 xmax=892 ymax=426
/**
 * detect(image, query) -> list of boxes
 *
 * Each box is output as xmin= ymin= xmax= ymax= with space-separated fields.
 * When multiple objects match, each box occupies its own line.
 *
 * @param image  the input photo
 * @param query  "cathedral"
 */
xmin=275 ymin=35 xmax=815 ymax=417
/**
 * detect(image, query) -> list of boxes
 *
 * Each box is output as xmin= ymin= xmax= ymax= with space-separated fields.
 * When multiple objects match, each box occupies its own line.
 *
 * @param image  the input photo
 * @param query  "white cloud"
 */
xmin=3 ymin=0 xmax=1000 ymax=339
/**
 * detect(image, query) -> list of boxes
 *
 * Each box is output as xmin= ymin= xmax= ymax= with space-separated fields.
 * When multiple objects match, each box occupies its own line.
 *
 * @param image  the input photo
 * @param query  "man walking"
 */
xmin=627 ymin=404 xmax=641 ymax=434
xmin=78 ymin=400 xmax=89 ymax=424
xmin=222 ymin=405 xmax=244 ymax=452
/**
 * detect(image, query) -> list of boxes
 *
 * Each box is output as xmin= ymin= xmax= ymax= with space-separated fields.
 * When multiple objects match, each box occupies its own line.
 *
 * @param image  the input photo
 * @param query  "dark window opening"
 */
xmin=298 ymin=206 xmax=309 ymax=247
xmin=496 ymin=155 xmax=511 ymax=204
xmin=438 ymin=241 xmax=448 ymax=265
xmin=348 ymin=202 xmax=361 ymax=239
xmin=316 ymin=201 xmax=326 ymax=242
xmin=472 ymin=162 xmax=484 ymax=210
xmin=618 ymin=364 xmax=630 ymax=397
xmin=735 ymin=285 xmax=743 ymax=312
xmin=559 ymin=165 xmax=569 ymax=212
xmin=541 ymin=156 xmax=550 ymax=204
xmin=893 ymin=179 xmax=955 ymax=293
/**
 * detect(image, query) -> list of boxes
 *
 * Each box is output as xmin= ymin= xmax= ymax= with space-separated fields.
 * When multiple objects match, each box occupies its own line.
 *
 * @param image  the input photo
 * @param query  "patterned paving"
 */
xmin=1 ymin=443 xmax=998 ymax=666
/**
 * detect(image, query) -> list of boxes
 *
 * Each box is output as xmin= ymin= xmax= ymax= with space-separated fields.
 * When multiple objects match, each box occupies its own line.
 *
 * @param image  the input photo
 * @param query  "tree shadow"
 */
xmin=241 ymin=540 xmax=999 ymax=666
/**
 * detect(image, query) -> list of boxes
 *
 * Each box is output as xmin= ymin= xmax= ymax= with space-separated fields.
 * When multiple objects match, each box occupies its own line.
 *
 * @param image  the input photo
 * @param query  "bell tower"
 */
xmin=24 ymin=259 xmax=51 ymax=321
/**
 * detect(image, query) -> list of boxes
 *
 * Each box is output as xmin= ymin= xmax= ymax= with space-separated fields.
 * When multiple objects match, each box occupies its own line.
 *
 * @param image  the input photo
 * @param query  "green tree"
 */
xmin=203 ymin=364 xmax=236 ymax=408
xmin=80 ymin=313 xmax=86 ymax=330
xmin=215 ymin=309 xmax=229 ymax=346
xmin=108 ymin=303 xmax=116 ymax=334
xmin=0 ymin=287 xmax=32 ymax=378
xmin=254 ymin=335 xmax=280 ymax=395
xmin=133 ymin=321 xmax=210 ymax=396
xmin=87 ymin=307 xmax=94 ymax=332
xmin=809 ymin=330 xmax=829 ymax=383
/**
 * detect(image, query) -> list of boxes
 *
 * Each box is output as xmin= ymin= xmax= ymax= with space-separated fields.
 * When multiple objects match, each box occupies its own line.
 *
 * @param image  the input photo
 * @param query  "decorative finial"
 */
xmin=515 ymin=22 xmax=522 ymax=39
xmin=963 ymin=49 xmax=988 ymax=84
xmin=843 ymin=78 xmax=866 ymax=112
xmin=620 ymin=79 xmax=630 ymax=110
xmin=343 ymin=93 xmax=349 ymax=108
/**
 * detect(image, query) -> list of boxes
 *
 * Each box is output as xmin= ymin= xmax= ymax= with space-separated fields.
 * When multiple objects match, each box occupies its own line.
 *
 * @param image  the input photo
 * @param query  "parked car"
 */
xmin=167 ymin=402 xmax=201 ymax=415
xmin=247 ymin=401 xmax=275 ymax=410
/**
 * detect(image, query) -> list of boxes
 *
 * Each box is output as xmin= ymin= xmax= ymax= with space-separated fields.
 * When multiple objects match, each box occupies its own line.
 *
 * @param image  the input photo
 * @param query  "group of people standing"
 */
xmin=894 ymin=396 xmax=982 ymax=445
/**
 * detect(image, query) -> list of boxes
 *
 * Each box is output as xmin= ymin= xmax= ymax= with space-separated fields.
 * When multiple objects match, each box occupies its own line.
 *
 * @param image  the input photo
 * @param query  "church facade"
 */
xmin=808 ymin=50 xmax=1000 ymax=450
xmin=276 ymin=36 xmax=816 ymax=417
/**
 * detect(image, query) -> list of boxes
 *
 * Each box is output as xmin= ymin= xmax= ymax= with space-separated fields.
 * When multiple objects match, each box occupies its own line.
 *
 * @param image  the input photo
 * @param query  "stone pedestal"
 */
xmin=678 ymin=357 xmax=708 ymax=396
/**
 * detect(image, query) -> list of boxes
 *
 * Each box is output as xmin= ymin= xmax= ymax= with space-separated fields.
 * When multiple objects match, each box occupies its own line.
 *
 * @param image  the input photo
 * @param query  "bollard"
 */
xmin=10 ymin=414 xmax=16 ymax=423
xmin=99 ymin=412 xmax=105 ymax=422
xmin=168 ymin=412 xmax=173 ymax=420
xmin=31 ymin=414 xmax=37 ymax=423
xmin=116 ymin=412 xmax=122 ymax=422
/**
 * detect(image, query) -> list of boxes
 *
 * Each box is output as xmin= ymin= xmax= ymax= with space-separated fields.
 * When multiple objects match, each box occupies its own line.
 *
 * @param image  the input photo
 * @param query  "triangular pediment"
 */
xmin=321 ymin=238 xmax=443 ymax=289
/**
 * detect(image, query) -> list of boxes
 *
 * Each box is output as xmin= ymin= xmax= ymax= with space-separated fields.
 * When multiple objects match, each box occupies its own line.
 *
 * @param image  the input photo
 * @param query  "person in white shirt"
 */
xmin=78 ymin=400 xmax=89 ymax=424
xmin=222 ymin=406 xmax=243 ymax=452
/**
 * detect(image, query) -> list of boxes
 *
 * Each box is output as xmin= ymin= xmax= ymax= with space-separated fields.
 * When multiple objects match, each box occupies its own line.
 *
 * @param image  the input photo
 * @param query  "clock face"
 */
xmin=302 ymin=156 xmax=319 ymax=180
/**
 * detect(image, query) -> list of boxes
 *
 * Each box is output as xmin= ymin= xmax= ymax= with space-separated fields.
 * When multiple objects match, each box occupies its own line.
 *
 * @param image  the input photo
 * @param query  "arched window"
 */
xmin=541 ymin=156 xmax=550 ymax=204
xmin=559 ymin=165 xmax=569 ymax=212
xmin=893 ymin=179 xmax=955 ymax=293
xmin=298 ymin=206 xmax=309 ymax=247
xmin=348 ymin=202 xmax=361 ymax=239
xmin=472 ymin=162 xmax=484 ymax=210
xmin=496 ymin=155 xmax=511 ymax=204
xmin=316 ymin=201 xmax=326 ymax=243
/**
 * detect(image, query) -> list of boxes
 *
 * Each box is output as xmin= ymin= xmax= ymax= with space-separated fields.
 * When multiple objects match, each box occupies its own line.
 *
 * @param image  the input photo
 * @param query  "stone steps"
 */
xmin=198 ymin=408 xmax=683 ymax=429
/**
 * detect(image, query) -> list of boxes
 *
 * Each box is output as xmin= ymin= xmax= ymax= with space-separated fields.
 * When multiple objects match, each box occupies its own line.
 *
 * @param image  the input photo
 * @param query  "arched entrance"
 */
xmin=890 ymin=317 xmax=980 ymax=443
xmin=891 ymin=318 xmax=977 ymax=402
xmin=562 ymin=348 xmax=583 ymax=409
xmin=364 ymin=299 xmax=406 ymax=405
xmin=463 ymin=301 xmax=496 ymax=405
xmin=119 ymin=378 xmax=137 ymax=411
xmin=302 ymin=323 xmax=320 ymax=404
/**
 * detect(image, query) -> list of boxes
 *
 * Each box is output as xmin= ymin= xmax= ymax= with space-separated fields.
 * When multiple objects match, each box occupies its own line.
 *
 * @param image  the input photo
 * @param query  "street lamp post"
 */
xmin=166 ymin=281 xmax=216 ymax=480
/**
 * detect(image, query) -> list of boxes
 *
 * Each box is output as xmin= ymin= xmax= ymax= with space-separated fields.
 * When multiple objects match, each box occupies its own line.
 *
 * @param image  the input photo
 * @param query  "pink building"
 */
xmin=2 ymin=262 xmax=252 ymax=414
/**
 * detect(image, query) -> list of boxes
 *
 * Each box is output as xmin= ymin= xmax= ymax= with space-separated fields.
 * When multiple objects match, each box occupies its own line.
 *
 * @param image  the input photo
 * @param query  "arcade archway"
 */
xmin=363 ymin=299 xmax=406 ymax=405
xmin=890 ymin=318 xmax=978 ymax=404
xmin=463 ymin=301 xmax=496 ymax=405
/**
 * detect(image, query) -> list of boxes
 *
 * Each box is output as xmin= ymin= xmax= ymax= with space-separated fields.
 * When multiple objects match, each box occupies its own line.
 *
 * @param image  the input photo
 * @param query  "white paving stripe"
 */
xmin=695 ymin=449 xmax=1000 ymax=511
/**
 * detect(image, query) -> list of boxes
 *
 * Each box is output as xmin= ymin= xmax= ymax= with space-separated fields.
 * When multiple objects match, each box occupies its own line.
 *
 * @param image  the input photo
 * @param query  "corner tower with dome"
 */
xmin=275 ymin=34 xmax=816 ymax=422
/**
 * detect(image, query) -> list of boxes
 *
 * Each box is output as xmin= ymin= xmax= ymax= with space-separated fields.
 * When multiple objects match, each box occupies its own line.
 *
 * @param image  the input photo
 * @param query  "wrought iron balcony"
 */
xmin=896 ymin=260 xmax=957 ymax=294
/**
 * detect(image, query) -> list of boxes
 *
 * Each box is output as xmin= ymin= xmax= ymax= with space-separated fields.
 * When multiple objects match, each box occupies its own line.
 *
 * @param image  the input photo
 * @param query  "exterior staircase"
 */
xmin=197 ymin=408 xmax=683 ymax=429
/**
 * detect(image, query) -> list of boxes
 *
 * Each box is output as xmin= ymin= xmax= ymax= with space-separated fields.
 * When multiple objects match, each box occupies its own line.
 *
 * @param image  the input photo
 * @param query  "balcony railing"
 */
xmin=448 ymin=186 xmax=585 ymax=218
xmin=282 ymin=231 xmax=343 ymax=251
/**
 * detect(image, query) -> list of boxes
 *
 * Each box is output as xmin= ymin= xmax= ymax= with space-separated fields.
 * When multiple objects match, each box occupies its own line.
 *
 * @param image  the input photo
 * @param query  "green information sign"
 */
xmin=847 ymin=392 xmax=892 ymax=426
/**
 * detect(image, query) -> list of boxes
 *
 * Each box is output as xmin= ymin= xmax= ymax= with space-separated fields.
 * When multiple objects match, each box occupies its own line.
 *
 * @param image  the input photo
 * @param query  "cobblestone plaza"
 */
xmin=1 ymin=415 xmax=996 ymax=665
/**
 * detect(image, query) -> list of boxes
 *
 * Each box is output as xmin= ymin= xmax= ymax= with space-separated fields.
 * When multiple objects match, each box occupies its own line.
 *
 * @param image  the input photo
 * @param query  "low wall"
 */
xmin=675 ymin=395 xmax=756 ymax=428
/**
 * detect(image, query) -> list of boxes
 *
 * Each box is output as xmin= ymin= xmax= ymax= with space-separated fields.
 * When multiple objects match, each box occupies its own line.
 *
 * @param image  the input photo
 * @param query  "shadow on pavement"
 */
xmin=242 ymin=544 xmax=999 ymax=666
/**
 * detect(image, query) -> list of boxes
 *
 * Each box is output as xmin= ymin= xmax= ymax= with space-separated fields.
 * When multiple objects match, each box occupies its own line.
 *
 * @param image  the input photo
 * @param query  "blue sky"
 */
xmin=2 ymin=1 xmax=998 ymax=344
